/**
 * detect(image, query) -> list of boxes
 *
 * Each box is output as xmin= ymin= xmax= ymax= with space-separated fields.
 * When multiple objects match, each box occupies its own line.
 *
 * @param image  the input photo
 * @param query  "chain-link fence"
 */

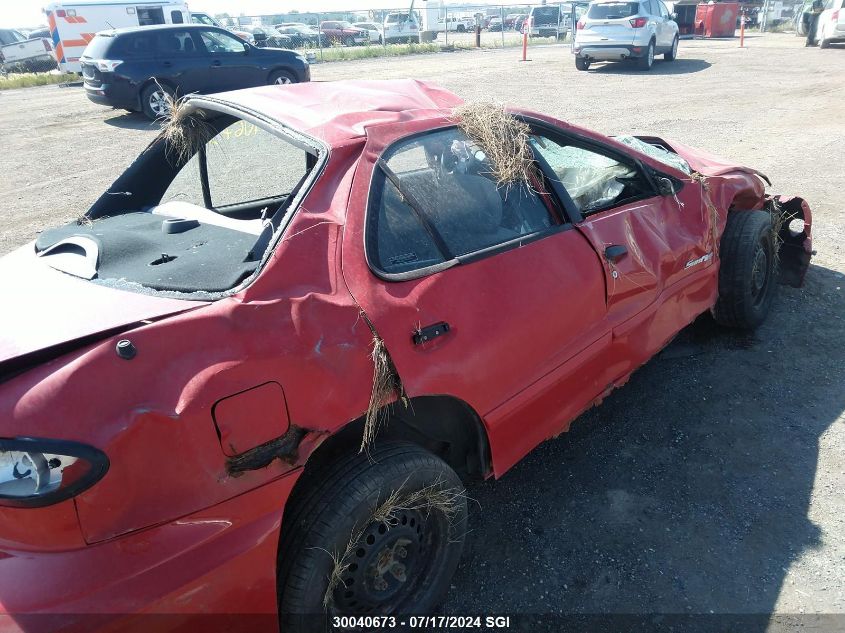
xmin=1 ymin=56 xmax=59 ymax=74
xmin=212 ymin=3 xmax=577 ymax=62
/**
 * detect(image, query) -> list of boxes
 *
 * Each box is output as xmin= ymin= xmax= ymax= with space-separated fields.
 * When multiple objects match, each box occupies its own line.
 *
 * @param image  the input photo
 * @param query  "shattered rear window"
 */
xmin=34 ymin=112 xmax=317 ymax=297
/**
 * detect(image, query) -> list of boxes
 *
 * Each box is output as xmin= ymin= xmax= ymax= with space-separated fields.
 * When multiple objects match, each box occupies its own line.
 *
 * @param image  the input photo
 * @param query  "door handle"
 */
xmin=162 ymin=61 xmax=172 ymax=67
xmin=413 ymin=322 xmax=450 ymax=346
xmin=604 ymin=245 xmax=628 ymax=264
xmin=212 ymin=59 xmax=222 ymax=66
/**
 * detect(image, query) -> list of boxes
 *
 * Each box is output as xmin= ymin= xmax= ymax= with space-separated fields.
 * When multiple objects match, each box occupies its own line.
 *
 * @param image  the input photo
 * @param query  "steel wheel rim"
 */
xmin=149 ymin=90 xmax=170 ymax=117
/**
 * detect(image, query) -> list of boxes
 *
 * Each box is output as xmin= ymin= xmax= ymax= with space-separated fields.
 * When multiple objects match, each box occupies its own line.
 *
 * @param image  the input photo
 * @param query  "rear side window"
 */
xmin=82 ymin=34 xmax=118 ymax=58
xmin=154 ymin=30 xmax=198 ymax=55
xmin=368 ymin=128 xmax=556 ymax=276
xmin=587 ymin=2 xmax=641 ymax=18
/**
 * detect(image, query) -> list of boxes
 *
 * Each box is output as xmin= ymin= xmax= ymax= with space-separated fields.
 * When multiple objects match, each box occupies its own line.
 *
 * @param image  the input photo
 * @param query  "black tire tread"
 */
xmin=278 ymin=441 xmax=464 ymax=625
xmin=713 ymin=210 xmax=775 ymax=329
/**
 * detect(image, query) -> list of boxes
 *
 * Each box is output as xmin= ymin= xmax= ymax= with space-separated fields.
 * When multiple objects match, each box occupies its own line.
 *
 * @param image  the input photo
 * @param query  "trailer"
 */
xmin=44 ymin=1 xmax=189 ymax=73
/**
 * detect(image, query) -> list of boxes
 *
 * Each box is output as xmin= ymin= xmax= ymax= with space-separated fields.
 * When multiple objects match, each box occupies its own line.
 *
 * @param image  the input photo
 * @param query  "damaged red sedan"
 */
xmin=0 ymin=80 xmax=812 ymax=632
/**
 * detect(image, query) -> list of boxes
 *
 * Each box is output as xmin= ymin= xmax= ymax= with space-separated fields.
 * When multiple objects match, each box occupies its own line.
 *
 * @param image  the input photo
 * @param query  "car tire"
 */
xmin=665 ymin=35 xmax=679 ymax=61
xmin=819 ymin=30 xmax=829 ymax=48
xmin=343 ymin=35 xmax=355 ymax=46
xmin=575 ymin=56 xmax=590 ymax=71
xmin=140 ymin=82 xmax=175 ymax=121
xmin=713 ymin=210 xmax=779 ymax=330
xmin=277 ymin=441 xmax=467 ymax=630
xmin=269 ymin=70 xmax=296 ymax=85
xmin=638 ymin=39 xmax=655 ymax=70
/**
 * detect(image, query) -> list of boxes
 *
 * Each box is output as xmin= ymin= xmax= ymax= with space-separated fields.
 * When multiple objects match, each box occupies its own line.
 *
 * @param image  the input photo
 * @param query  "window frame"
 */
xmin=363 ymin=125 xmax=574 ymax=283
xmin=523 ymin=117 xmax=664 ymax=223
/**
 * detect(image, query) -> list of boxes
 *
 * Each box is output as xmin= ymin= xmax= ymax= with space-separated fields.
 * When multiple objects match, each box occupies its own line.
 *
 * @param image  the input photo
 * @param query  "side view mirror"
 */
xmin=671 ymin=12 xmax=678 ymax=19
xmin=243 ymin=42 xmax=251 ymax=53
xmin=656 ymin=176 xmax=677 ymax=196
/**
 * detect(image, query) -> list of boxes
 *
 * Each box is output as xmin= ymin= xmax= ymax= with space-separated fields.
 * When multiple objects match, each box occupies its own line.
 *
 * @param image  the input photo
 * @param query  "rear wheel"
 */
xmin=637 ymin=40 xmax=655 ymax=70
xmin=140 ymin=82 xmax=174 ymax=121
xmin=269 ymin=69 xmax=296 ymax=85
xmin=278 ymin=441 xmax=467 ymax=631
xmin=713 ymin=210 xmax=778 ymax=330
xmin=575 ymin=56 xmax=591 ymax=71
xmin=343 ymin=35 xmax=355 ymax=46
xmin=665 ymin=35 xmax=679 ymax=61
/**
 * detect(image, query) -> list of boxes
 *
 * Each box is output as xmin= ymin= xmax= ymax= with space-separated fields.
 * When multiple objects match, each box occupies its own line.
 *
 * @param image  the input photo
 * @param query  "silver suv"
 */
xmin=573 ymin=0 xmax=680 ymax=71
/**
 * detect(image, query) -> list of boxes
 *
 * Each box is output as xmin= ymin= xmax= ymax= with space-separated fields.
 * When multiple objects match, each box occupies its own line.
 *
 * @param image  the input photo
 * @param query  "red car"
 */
xmin=318 ymin=20 xmax=369 ymax=46
xmin=0 ymin=80 xmax=812 ymax=631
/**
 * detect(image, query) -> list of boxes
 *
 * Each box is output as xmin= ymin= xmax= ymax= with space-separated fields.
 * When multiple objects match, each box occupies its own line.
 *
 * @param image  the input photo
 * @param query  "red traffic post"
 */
xmin=521 ymin=17 xmax=531 ymax=61
xmin=739 ymin=9 xmax=746 ymax=47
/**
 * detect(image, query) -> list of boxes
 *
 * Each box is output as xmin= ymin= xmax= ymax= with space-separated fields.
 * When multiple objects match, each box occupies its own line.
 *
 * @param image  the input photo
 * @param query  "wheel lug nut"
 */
xmin=396 ymin=547 xmax=407 ymax=559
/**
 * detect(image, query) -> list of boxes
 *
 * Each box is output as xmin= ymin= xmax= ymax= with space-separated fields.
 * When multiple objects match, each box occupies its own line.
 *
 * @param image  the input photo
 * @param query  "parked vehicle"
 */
xmin=488 ymin=16 xmax=504 ymax=31
xmin=0 ymin=79 xmax=812 ymax=628
xmin=44 ymin=1 xmax=189 ymax=73
xmin=574 ymin=0 xmax=680 ymax=70
xmin=383 ymin=11 xmax=421 ymax=42
xmin=514 ymin=15 xmax=528 ymax=31
xmin=238 ymin=25 xmax=292 ymax=49
xmin=319 ymin=21 xmax=369 ymax=45
xmin=353 ymin=21 xmax=384 ymax=44
xmin=528 ymin=4 xmax=572 ymax=37
xmin=79 ymin=24 xmax=309 ymax=119
xmin=436 ymin=15 xmax=476 ymax=32
xmin=815 ymin=0 xmax=845 ymax=47
xmin=275 ymin=24 xmax=324 ymax=48
xmin=505 ymin=13 xmax=525 ymax=28
xmin=189 ymin=11 xmax=259 ymax=44
xmin=0 ymin=28 xmax=56 ymax=73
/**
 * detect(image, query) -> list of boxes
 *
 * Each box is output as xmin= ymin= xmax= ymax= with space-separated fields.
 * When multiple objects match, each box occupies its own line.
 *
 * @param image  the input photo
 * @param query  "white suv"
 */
xmin=573 ymin=0 xmax=679 ymax=71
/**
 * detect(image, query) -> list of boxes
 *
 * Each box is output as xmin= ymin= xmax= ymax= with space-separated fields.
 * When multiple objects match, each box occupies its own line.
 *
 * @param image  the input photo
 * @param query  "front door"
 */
xmin=197 ymin=28 xmax=261 ymax=92
xmin=528 ymin=129 xmax=712 ymax=328
xmin=342 ymin=122 xmax=612 ymax=475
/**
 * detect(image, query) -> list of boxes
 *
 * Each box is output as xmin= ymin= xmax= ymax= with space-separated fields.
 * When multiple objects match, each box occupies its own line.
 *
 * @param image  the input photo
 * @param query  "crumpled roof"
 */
xmin=208 ymin=79 xmax=464 ymax=146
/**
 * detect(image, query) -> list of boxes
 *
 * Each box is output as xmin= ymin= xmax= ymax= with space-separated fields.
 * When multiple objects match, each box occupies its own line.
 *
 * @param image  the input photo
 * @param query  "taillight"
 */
xmin=832 ymin=9 xmax=839 ymax=19
xmin=0 ymin=438 xmax=109 ymax=508
xmin=577 ymin=20 xmax=585 ymax=30
xmin=630 ymin=16 xmax=648 ymax=28
xmin=94 ymin=59 xmax=123 ymax=72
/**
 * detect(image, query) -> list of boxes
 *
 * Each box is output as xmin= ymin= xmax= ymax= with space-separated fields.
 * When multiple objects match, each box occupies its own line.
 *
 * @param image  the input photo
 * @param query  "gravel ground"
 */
xmin=1 ymin=32 xmax=843 ymax=625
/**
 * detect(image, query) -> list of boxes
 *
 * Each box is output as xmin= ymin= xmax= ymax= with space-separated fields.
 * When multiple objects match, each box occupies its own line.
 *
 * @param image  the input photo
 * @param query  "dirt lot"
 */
xmin=1 ymin=33 xmax=843 ymax=625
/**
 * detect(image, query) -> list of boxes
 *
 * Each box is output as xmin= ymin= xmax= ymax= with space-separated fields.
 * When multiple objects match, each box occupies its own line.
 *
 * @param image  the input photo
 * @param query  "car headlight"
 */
xmin=0 ymin=438 xmax=109 ymax=508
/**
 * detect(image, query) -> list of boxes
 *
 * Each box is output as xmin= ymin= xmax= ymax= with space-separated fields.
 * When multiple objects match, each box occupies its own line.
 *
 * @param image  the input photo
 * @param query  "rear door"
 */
xmin=579 ymin=1 xmax=641 ymax=45
xmin=342 ymin=122 xmax=613 ymax=474
xmin=197 ymin=28 xmax=261 ymax=91
xmin=655 ymin=0 xmax=674 ymax=46
xmin=151 ymin=29 xmax=207 ymax=94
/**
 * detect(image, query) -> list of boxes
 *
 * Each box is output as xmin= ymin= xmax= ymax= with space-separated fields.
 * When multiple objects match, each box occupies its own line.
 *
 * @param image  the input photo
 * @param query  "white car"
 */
xmin=353 ymin=22 xmax=384 ymax=44
xmin=816 ymin=0 xmax=845 ymax=47
xmin=436 ymin=16 xmax=475 ymax=32
xmin=574 ymin=0 xmax=679 ymax=71
xmin=382 ymin=12 xmax=421 ymax=43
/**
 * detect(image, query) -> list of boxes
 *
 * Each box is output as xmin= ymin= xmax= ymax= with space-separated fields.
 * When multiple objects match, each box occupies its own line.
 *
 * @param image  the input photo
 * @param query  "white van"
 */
xmin=44 ymin=1 xmax=189 ymax=72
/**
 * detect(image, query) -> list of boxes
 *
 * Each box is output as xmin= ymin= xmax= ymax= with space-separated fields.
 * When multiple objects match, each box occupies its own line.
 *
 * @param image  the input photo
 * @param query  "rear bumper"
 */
xmin=0 ymin=474 xmax=298 ymax=633
xmin=83 ymin=82 xmax=137 ymax=111
xmin=574 ymin=43 xmax=647 ymax=60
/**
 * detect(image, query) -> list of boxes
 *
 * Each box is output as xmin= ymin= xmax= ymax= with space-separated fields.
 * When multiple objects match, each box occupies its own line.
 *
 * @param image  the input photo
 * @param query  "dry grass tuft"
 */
xmin=453 ymin=102 xmax=535 ymax=188
xmin=359 ymin=311 xmax=408 ymax=453
xmin=158 ymin=92 xmax=214 ymax=167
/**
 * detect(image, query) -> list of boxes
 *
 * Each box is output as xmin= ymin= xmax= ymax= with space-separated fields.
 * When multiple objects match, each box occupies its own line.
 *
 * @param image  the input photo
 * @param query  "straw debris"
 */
xmin=157 ymin=91 xmax=214 ymax=167
xmin=453 ymin=102 xmax=536 ymax=188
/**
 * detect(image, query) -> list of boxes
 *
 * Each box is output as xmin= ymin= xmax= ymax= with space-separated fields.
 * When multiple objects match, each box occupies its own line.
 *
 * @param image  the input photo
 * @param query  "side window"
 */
xmin=530 ymin=137 xmax=650 ymax=216
xmin=161 ymin=118 xmax=308 ymax=209
xmin=368 ymin=128 xmax=557 ymax=276
xmin=113 ymin=33 xmax=154 ymax=58
xmin=153 ymin=30 xmax=197 ymax=56
xmin=171 ymin=10 xmax=184 ymax=24
xmin=200 ymin=29 xmax=246 ymax=53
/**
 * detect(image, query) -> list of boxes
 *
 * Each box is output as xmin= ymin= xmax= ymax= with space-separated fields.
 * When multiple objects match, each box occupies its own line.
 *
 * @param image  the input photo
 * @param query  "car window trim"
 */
xmin=364 ymin=125 xmax=572 ymax=283
xmin=519 ymin=117 xmax=661 ymax=222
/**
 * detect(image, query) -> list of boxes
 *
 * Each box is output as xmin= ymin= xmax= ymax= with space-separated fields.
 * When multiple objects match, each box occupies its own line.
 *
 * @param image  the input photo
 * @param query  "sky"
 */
xmin=0 ymin=0 xmax=509 ymax=29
